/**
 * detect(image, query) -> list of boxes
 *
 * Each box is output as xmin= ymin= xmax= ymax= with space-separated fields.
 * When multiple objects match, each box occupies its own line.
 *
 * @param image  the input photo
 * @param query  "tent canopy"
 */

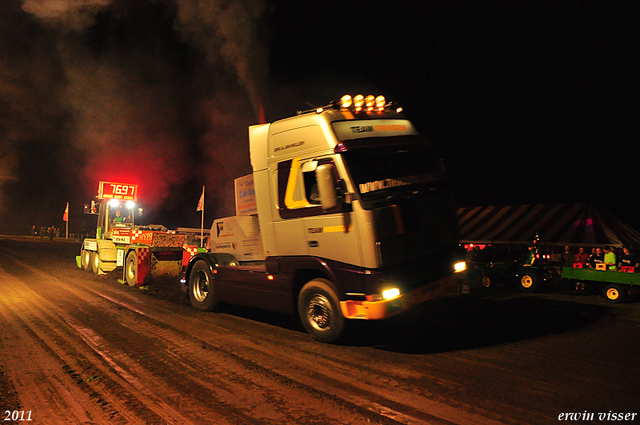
xmin=457 ymin=203 xmax=640 ymax=248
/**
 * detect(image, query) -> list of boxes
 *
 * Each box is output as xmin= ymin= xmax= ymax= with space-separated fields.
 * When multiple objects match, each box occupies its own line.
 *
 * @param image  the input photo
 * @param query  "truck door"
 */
xmin=277 ymin=157 xmax=362 ymax=265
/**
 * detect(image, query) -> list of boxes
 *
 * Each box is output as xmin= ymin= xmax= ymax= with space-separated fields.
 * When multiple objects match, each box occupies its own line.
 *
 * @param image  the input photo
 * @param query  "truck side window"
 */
xmin=278 ymin=158 xmax=329 ymax=218
xmin=303 ymin=171 xmax=321 ymax=204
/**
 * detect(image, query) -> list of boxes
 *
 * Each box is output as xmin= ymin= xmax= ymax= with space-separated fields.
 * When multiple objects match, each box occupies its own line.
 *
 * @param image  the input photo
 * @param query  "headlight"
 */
xmin=454 ymin=261 xmax=467 ymax=273
xmin=382 ymin=288 xmax=400 ymax=300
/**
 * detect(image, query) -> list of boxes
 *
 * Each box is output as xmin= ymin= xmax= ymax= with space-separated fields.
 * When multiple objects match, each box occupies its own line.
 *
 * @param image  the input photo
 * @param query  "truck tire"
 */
xmin=603 ymin=284 xmax=625 ymax=303
xmin=519 ymin=271 xmax=540 ymax=293
xmin=298 ymin=279 xmax=345 ymax=343
xmin=125 ymin=251 xmax=138 ymax=287
xmin=189 ymin=261 xmax=218 ymax=312
xmin=90 ymin=251 xmax=100 ymax=274
xmin=81 ymin=250 xmax=92 ymax=271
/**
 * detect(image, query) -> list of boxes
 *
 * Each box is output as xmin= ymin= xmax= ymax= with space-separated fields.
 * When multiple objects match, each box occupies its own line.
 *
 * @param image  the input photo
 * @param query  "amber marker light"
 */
xmin=382 ymin=288 xmax=400 ymax=300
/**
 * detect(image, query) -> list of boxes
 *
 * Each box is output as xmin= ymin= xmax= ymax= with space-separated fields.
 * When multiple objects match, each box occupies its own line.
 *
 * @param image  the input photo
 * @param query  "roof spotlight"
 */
xmin=340 ymin=94 xmax=353 ymax=109
xmin=353 ymin=94 xmax=365 ymax=111
xmin=365 ymin=95 xmax=376 ymax=112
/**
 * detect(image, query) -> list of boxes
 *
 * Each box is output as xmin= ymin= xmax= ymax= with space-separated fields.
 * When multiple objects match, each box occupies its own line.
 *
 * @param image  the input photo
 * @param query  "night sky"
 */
xmin=1 ymin=1 xmax=639 ymax=235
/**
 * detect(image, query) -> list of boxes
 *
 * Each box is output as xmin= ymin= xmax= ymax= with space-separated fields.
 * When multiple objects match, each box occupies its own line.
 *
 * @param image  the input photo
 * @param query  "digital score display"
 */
xmin=98 ymin=181 xmax=138 ymax=201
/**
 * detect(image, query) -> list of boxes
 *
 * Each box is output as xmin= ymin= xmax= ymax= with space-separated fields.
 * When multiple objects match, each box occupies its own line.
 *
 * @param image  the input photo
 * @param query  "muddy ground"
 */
xmin=1 ymin=236 xmax=639 ymax=424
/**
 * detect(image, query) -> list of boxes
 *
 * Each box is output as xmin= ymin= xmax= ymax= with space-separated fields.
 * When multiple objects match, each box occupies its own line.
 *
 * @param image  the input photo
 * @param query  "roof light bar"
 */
xmin=296 ymin=94 xmax=402 ymax=115
xmin=337 ymin=93 xmax=399 ymax=114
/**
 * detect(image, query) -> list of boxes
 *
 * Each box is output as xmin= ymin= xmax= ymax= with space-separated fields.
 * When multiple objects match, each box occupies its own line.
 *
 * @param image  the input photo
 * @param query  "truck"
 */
xmin=77 ymin=181 xmax=194 ymax=287
xmin=182 ymin=94 xmax=467 ymax=342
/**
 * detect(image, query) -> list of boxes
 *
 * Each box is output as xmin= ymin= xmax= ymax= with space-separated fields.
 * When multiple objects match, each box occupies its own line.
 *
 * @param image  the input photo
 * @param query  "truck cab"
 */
xmin=186 ymin=94 xmax=466 ymax=342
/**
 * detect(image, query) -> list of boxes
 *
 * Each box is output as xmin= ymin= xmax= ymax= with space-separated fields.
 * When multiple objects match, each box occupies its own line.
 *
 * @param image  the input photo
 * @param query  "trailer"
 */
xmin=183 ymin=94 xmax=467 ymax=343
xmin=562 ymin=265 xmax=640 ymax=303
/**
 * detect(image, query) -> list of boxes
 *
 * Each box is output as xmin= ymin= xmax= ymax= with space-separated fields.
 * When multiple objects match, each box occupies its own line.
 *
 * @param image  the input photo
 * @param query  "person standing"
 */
xmin=603 ymin=246 xmax=617 ymax=270
xmin=561 ymin=246 xmax=574 ymax=268
xmin=589 ymin=247 xmax=604 ymax=268
xmin=618 ymin=246 xmax=640 ymax=270
xmin=574 ymin=247 xmax=589 ymax=265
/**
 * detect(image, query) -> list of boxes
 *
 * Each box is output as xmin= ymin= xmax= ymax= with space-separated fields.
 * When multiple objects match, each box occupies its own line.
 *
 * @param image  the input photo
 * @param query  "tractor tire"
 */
xmin=298 ymin=278 xmax=345 ymax=343
xmin=519 ymin=271 xmax=540 ymax=293
xmin=482 ymin=275 xmax=492 ymax=288
xmin=189 ymin=261 xmax=218 ymax=312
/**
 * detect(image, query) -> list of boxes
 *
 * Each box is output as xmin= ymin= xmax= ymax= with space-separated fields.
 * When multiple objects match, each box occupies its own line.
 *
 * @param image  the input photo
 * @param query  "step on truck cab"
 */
xmin=184 ymin=94 xmax=467 ymax=342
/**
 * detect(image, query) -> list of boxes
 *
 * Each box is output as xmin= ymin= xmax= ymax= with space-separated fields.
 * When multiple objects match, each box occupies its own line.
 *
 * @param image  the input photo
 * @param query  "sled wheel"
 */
xmin=90 ymin=251 xmax=100 ymax=274
xmin=125 ymin=251 xmax=138 ymax=287
xmin=298 ymin=279 xmax=345 ymax=343
xmin=81 ymin=250 xmax=92 ymax=271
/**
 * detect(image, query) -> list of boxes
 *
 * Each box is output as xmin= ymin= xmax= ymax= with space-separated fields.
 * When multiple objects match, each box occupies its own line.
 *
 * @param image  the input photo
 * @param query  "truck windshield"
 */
xmin=341 ymin=138 xmax=443 ymax=208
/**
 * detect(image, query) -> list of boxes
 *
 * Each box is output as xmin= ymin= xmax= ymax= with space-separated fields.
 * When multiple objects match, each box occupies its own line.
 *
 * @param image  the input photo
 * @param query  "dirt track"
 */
xmin=1 ymin=236 xmax=639 ymax=424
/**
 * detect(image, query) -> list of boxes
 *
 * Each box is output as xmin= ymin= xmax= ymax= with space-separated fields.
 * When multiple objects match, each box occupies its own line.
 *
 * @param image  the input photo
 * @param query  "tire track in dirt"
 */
xmin=1 ymin=249 xmax=410 ymax=424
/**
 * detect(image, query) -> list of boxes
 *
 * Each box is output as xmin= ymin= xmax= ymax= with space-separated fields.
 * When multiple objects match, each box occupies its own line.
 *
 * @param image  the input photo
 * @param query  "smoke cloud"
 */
xmin=0 ymin=0 xmax=269 ymax=233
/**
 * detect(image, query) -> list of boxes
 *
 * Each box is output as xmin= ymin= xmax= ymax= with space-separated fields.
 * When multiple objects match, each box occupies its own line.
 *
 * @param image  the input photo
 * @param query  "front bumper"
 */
xmin=339 ymin=273 xmax=459 ymax=320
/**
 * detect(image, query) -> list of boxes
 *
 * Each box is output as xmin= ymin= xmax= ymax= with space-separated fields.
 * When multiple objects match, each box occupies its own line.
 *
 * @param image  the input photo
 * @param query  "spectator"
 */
xmin=574 ymin=247 xmax=589 ymax=265
xmin=618 ymin=246 xmax=639 ymax=270
xmin=561 ymin=246 xmax=574 ymax=268
xmin=603 ymin=246 xmax=617 ymax=270
xmin=589 ymin=247 xmax=604 ymax=268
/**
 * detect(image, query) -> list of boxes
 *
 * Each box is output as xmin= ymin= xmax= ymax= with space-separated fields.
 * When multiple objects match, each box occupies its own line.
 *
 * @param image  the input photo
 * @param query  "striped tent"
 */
xmin=457 ymin=203 xmax=640 ymax=248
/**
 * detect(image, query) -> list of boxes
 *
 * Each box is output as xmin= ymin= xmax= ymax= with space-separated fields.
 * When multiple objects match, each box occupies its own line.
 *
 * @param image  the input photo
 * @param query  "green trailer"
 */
xmin=561 ymin=267 xmax=640 ymax=302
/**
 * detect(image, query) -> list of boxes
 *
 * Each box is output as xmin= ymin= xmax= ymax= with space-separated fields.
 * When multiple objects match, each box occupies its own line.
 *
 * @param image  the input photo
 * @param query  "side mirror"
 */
xmin=316 ymin=164 xmax=340 ymax=212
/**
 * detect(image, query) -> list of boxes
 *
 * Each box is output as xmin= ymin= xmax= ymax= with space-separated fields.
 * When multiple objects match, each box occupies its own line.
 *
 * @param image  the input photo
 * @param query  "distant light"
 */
xmin=396 ymin=107 xmax=403 ymax=113
xmin=375 ymin=95 xmax=386 ymax=111
xmin=267 ymin=275 xmax=274 ymax=281
xmin=316 ymin=108 xmax=324 ymax=114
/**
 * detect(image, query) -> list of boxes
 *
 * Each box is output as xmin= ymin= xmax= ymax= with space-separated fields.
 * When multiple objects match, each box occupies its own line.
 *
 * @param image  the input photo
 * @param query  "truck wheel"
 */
xmin=189 ymin=261 xmax=218 ymax=311
xmin=298 ymin=279 xmax=345 ymax=343
xmin=519 ymin=271 xmax=540 ymax=292
xmin=125 ymin=251 xmax=138 ymax=287
xmin=603 ymin=284 xmax=625 ymax=303
xmin=81 ymin=250 xmax=92 ymax=271
xmin=90 ymin=251 xmax=100 ymax=274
